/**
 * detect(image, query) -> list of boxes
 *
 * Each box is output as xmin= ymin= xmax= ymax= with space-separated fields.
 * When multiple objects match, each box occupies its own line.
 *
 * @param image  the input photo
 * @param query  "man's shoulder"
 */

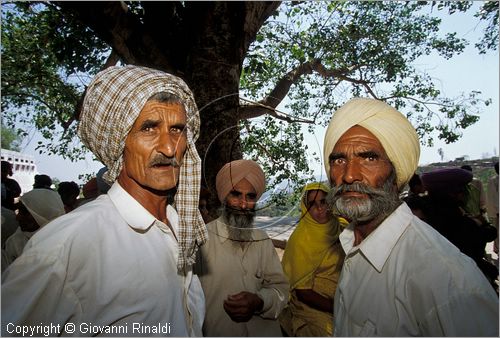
xmin=31 ymin=195 xmax=120 ymax=245
xmin=396 ymin=216 xmax=487 ymax=283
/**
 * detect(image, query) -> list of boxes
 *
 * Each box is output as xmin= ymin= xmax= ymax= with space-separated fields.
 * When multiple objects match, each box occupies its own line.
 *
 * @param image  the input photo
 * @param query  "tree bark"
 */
xmin=55 ymin=1 xmax=281 ymax=209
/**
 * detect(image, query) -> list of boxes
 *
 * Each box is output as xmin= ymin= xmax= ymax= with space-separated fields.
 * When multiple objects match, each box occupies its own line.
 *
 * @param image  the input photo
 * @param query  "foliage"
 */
xmin=241 ymin=1 xmax=496 ymax=154
xmin=257 ymin=186 xmax=302 ymax=218
xmin=1 ymin=3 xmax=110 ymax=160
xmin=1 ymin=1 xmax=498 ymax=200
xmin=1 ymin=123 xmax=23 ymax=151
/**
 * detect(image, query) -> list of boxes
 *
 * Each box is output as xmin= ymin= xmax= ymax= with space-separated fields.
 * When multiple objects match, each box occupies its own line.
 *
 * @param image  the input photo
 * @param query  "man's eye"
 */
xmin=246 ymin=193 xmax=257 ymax=201
xmin=331 ymin=158 xmax=345 ymax=166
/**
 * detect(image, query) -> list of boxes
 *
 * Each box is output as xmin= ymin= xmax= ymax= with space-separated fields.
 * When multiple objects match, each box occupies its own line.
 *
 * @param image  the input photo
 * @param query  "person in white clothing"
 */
xmin=323 ymin=97 xmax=498 ymax=336
xmin=2 ymin=65 xmax=208 ymax=336
xmin=196 ymin=159 xmax=288 ymax=336
xmin=4 ymin=189 xmax=65 ymax=264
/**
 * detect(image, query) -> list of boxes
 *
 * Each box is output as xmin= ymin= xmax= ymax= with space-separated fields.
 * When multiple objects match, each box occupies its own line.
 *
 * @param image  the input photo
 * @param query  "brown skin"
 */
xmin=296 ymin=289 xmax=333 ymax=313
xmin=306 ymin=189 xmax=331 ymax=224
xmin=221 ymin=178 xmax=263 ymax=322
xmin=329 ymin=125 xmax=394 ymax=246
xmin=296 ymin=189 xmax=334 ymax=313
xmin=117 ymin=101 xmax=187 ymax=224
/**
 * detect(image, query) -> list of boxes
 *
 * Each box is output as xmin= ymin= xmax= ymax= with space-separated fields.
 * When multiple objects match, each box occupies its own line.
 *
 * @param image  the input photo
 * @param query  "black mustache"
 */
xmin=149 ymin=155 xmax=181 ymax=168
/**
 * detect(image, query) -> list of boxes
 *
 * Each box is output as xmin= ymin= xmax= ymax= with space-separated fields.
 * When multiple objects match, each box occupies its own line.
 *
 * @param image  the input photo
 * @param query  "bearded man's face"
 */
xmin=327 ymin=125 xmax=399 ymax=222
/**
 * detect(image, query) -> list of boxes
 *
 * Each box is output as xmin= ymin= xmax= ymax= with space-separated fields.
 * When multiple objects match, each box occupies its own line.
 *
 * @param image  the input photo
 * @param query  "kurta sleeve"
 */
xmin=1 ymin=248 xmax=80 ymax=335
xmin=255 ymin=240 xmax=289 ymax=320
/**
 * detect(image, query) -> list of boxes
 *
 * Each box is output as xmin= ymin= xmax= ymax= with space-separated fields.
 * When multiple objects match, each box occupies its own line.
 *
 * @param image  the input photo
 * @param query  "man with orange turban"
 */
xmin=196 ymin=159 xmax=288 ymax=336
xmin=324 ymin=97 xmax=498 ymax=336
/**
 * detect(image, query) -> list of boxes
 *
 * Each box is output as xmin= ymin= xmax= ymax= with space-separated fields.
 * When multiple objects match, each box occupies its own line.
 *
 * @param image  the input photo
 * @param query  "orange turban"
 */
xmin=215 ymin=160 xmax=266 ymax=202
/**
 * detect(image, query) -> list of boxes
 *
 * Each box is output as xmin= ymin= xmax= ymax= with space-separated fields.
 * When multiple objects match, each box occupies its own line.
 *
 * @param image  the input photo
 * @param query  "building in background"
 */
xmin=1 ymin=149 xmax=37 ymax=194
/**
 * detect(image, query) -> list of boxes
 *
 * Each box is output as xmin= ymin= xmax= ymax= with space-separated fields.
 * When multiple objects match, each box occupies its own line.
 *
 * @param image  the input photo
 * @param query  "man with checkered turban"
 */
xmin=2 ymin=66 xmax=207 ymax=336
xmin=324 ymin=97 xmax=498 ymax=336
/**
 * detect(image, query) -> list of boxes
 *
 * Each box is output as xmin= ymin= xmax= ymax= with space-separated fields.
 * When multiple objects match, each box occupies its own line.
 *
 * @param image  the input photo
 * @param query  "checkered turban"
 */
xmin=323 ymin=98 xmax=420 ymax=190
xmin=78 ymin=65 xmax=208 ymax=272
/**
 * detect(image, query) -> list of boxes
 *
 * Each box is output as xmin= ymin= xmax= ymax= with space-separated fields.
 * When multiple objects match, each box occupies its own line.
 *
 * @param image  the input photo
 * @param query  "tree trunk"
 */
xmin=56 ymin=1 xmax=280 ymax=212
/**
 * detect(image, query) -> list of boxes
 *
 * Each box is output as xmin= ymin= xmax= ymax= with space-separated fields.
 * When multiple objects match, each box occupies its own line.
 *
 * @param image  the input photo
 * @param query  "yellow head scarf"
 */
xmin=282 ymin=182 xmax=346 ymax=290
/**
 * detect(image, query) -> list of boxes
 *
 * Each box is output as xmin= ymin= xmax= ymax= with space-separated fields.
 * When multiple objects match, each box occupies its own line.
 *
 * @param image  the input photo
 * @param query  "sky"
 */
xmin=13 ymin=3 xmax=500 ymax=185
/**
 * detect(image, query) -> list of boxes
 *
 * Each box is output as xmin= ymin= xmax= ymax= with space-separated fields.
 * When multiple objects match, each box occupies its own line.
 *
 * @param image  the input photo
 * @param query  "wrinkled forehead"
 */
xmin=333 ymin=125 xmax=387 ymax=155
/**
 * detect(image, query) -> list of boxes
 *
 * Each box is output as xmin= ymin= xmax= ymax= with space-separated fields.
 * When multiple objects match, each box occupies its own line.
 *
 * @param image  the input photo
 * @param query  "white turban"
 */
xmin=323 ymin=98 xmax=420 ymax=190
xmin=20 ymin=189 xmax=65 ymax=228
xmin=216 ymin=160 xmax=266 ymax=203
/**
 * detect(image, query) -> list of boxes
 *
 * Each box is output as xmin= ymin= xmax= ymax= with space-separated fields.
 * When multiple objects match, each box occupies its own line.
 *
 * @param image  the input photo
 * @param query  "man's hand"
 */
xmin=223 ymin=291 xmax=264 ymax=323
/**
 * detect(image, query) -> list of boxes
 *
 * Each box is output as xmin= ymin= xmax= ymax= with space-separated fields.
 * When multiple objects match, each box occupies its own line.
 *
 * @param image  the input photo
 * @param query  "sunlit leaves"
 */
xmin=1 ymin=3 xmax=111 ymax=160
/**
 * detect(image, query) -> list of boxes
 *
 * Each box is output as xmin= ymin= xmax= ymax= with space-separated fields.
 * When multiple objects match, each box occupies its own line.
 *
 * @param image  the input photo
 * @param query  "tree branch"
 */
xmin=239 ymin=58 xmax=377 ymax=121
xmin=238 ymin=98 xmax=314 ymax=124
xmin=55 ymin=1 xmax=173 ymax=71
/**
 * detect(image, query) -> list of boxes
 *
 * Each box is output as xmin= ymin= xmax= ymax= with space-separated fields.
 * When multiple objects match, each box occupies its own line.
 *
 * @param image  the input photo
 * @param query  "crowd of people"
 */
xmin=1 ymin=65 xmax=498 ymax=337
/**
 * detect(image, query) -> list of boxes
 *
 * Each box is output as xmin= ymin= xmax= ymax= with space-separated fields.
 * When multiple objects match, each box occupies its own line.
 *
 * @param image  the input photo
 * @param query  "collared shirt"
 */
xmin=2 ymin=182 xmax=204 ymax=337
xmin=334 ymin=203 xmax=499 ymax=337
xmin=196 ymin=217 xmax=288 ymax=337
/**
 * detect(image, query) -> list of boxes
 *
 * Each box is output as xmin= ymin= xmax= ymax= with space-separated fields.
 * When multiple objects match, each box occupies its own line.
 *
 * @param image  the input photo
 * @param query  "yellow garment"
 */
xmin=280 ymin=182 xmax=345 ymax=336
xmin=323 ymin=97 xmax=420 ymax=190
xmin=280 ymin=244 xmax=344 ymax=336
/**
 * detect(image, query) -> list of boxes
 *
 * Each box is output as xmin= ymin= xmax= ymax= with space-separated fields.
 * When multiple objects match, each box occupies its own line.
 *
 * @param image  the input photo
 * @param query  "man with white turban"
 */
xmin=4 ymin=189 xmax=65 ymax=265
xmin=2 ymin=65 xmax=207 ymax=336
xmin=196 ymin=159 xmax=288 ymax=336
xmin=324 ymin=97 xmax=498 ymax=336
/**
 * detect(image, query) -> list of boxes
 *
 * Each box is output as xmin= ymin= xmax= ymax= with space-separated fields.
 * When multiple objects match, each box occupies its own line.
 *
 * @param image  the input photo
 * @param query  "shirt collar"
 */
xmin=108 ymin=182 xmax=178 ymax=237
xmin=339 ymin=203 xmax=413 ymax=272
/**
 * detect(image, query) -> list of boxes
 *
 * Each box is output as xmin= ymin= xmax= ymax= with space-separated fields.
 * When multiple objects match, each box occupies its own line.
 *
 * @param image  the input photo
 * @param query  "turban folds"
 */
xmin=78 ymin=65 xmax=207 ymax=271
xmin=323 ymin=98 xmax=420 ymax=190
xmin=20 ymin=189 xmax=65 ymax=228
xmin=216 ymin=160 xmax=266 ymax=202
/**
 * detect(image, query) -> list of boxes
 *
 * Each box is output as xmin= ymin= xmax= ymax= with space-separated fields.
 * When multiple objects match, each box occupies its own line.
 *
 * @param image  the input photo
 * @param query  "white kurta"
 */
xmin=2 ymin=182 xmax=204 ymax=337
xmin=197 ymin=217 xmax=288 ymax=337
xmin=334 ymin=203 xmax=498 ymax=337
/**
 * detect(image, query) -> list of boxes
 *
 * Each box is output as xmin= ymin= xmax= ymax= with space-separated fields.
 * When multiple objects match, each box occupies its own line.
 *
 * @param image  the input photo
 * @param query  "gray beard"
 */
xmin=326 ymin=171 xmax=400 ymax=224
xmin=221 ymin=205 xmax=256 ymax=244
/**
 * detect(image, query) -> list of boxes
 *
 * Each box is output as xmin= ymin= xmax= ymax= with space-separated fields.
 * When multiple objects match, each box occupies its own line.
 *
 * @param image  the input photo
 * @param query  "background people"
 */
xmin=57 ymin=181 xmax=81 ymax=213
xmin=487 ymin=162 xmax=499 ymax=256
xmin=280 ymin=182 xmax=345 ymax=336
xmin=421 ymin=168 xmax=498 ymax=289
xmin=196 ymin=159 xmax=288 ymax=337
xmin=4 ymin=189 xmax=65 ymax=265
xmin=32 ymin=174 xmax=53 ymax=189
xmin=1 ymin=160 xmax=21 ymax=210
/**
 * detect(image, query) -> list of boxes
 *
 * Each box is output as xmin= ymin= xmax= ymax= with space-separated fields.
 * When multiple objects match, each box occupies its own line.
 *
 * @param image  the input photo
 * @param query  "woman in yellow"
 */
xmin=279 ymin=182 xmax=346 ymax=336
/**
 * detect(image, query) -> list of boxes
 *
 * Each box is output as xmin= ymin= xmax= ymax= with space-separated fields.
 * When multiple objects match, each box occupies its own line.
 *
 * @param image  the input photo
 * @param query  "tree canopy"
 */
xmin=1 ymin=123 xmax=23 ymax=151
xmin=1 ymin=1 xmax=498 ymax=208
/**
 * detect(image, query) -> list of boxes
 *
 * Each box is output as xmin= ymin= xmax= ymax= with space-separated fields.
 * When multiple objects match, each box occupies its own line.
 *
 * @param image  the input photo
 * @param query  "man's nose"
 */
xmin=156 ymin=131 xmax=176 ymax=157
xmin=342 ymin=160 xmax=363 ymax=184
